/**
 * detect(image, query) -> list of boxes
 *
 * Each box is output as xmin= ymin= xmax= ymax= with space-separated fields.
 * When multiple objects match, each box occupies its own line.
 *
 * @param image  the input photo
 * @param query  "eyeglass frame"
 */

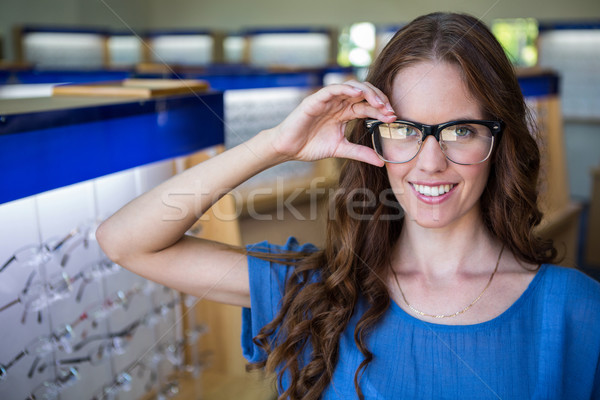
xmin=365 ymin=118 xmax=504 ymax=165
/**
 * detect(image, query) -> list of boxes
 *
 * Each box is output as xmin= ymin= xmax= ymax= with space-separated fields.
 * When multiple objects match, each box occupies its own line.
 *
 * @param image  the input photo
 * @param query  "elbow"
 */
xmin=96 ymin=219 xmax=127 ymax=265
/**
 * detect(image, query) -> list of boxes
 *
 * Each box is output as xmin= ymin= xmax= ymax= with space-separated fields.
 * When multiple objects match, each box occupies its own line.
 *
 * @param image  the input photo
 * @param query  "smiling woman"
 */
xmin=96 ymin=12 xmax=600 ymax=400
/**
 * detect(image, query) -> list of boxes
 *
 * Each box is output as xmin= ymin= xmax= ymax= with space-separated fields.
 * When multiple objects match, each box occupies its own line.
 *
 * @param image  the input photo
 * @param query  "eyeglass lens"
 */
xmin=375 ymin=121 xmax=494 ymax=164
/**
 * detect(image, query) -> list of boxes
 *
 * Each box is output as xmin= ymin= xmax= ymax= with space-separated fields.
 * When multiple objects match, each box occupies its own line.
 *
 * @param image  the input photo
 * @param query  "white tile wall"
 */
xmin=0 ymin=160 xmax=184 ymax=400
xmin=538 ymin=30 xmax=600 ymax=120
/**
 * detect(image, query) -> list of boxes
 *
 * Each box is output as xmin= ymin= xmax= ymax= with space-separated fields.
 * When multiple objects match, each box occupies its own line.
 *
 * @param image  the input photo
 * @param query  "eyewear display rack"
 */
xmin=0 ymin=82 xmax=272 ymax=399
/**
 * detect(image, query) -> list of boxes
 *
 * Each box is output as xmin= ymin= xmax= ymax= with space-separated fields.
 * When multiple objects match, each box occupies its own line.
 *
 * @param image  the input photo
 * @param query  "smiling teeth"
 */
xmin=412 ymin=183 xmax=454 ymax=197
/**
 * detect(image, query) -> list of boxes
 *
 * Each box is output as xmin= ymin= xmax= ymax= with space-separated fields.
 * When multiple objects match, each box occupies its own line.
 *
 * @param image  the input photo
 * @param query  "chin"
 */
xmin=407 ymin=215 xmax=454 ymax=229
xmin=400 ymin=199 xmax=450 ymax=228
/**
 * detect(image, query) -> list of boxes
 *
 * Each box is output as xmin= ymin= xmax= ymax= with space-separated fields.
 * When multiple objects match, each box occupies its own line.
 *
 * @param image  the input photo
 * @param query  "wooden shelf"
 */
xmin=52 ymin=78 xmax=209 ymax=98
xmin=172 ymin=371 xmax=276 ymax=400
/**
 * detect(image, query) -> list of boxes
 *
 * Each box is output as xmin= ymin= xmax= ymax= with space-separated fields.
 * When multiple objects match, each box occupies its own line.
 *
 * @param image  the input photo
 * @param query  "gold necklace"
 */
xmin=392 ymin=245 xmax=504 ymax=319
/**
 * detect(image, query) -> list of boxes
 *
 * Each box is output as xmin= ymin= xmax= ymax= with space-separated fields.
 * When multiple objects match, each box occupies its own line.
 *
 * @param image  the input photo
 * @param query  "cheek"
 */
xmin=463 ymin=164 xmax=491 ymax=195
xmin=384 ymin=163 xmax=411 ymax=188
xmin=384 ymin=164 xmax=412 ymax=205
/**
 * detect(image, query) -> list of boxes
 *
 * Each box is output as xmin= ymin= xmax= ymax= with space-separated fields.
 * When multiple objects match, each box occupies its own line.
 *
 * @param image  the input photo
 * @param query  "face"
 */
xmin=385 ymin=61 xmax=491 ymax=230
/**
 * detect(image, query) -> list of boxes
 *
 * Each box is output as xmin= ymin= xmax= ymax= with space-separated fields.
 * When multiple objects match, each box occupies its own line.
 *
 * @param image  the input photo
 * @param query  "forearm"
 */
xmin=96 ymin=128 xmax=285 ymax=262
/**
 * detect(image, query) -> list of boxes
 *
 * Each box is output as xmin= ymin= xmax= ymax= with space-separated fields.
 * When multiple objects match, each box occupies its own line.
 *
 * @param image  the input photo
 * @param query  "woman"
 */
xmin=97 ymin=12 xmax=600 ymax=399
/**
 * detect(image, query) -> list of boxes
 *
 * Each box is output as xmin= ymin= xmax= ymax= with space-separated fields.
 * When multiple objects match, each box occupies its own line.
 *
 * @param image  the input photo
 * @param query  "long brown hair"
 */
xmin=249 ymin=12 xmax=556 ymax=399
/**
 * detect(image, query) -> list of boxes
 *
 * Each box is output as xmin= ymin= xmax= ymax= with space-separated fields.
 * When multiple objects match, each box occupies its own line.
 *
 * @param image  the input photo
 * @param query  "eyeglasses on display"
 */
xmin=0 ymin=219 xmax=103 ymax=275
xmin=0 ymin=271 xmax=74 ymax=324
xmin=27 ymin=367 xmax=79 ymax=400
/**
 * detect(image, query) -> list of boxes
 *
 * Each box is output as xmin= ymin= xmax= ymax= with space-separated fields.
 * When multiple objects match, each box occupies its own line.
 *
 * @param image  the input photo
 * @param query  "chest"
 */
xmin=387 ymin=269 xmax=538 ymax=325
xmin=318 ymin=306 xmax=596 ymax=400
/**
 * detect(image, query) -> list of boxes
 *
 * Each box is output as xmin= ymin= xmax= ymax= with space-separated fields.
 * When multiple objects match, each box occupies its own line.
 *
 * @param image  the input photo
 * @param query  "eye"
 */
xmin=453 ymin=126 xmax=474 ymax=137
xmin=402 ymin=126 xmax=419 ymax=137
xmin=387 ymin=123 xmax=419 ymax=139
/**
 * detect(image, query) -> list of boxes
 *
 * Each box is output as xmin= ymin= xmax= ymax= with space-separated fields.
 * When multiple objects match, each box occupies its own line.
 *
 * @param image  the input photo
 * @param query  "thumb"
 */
xmin=334 ymin=140 xmax=385 ymax=167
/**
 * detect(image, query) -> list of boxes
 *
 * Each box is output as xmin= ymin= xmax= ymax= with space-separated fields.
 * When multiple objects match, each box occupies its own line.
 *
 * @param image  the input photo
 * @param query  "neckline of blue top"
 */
xmin=388 ymin=263 xmax=549 ymax=332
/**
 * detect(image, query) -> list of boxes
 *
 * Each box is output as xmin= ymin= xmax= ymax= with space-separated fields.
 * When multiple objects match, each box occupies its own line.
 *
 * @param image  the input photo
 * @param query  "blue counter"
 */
xmin=517 ymin=70 xmax=560 ymax=98
xmin=137 ymin=64 xmax=353 ymax=91
xmin=5 ymin=65 xmax=353 ymax=90
xmin=0 ymin=92 xmax=224 ymax=204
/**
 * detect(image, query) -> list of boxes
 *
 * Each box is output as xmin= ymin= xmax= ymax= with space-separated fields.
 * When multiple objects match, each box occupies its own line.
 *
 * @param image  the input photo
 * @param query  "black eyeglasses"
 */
xmin=365 ymin=119 xmax=503 ymax=165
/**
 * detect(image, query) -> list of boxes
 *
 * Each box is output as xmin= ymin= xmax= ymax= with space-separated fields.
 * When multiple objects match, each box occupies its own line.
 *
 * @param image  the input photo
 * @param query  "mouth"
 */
xmin=410 ymin=183 xmax=456 ymax=198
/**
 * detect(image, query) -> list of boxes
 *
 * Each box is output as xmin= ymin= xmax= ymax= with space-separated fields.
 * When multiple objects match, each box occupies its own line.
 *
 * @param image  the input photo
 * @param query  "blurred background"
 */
xmin=0 ymin=1 xmax=599 ymax=399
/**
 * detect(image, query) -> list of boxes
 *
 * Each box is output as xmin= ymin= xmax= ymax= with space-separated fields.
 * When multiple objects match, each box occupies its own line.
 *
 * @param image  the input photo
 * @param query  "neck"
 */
xmin=394 ymin=213 xmax=499 ymax=281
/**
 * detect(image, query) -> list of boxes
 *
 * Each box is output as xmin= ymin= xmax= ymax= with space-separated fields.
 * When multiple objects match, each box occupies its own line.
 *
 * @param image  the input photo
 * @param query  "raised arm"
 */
xmin=95 ymin=81 xmax=396 ymax=308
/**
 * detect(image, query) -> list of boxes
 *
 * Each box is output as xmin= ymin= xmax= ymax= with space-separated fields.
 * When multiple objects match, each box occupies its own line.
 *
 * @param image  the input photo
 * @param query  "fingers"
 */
xmin=308 ymin=82 xmax=365 ymax=104
xmin=343 ymin=80 xmax=395 ymax=115
xmin=349 ymin=101 xmax=396 ymax=122
xmin=312 ymin=81 xmax=395 ymax=111
xmin=306 ymin=82 xmax=396 ymax=124
xmin=334 ymin=81 xmax=396 ymax=122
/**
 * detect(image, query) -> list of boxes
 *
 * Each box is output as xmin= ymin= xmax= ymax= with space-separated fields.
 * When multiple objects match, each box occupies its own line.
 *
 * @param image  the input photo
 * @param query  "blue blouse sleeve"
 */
xmin=241 ymin=237 xmax=317 ymax=364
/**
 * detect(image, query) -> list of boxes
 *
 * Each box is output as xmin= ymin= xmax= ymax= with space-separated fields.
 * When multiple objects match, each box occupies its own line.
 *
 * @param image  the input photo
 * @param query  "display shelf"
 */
xmin=14 ymin=68 xmax=133 ymax=84
xmin=14 ymin=26 xmax=109 ymax=70
xmin=0 ymin=85 xmax=226 ymax=399
xmin=538 ymin=21 xmax=600 ymax=31
xmin=107 ymin=32 xmax=144 ymax=67
xmin=176 ymin=370 xmax=275 ymax=400
xmin=586 ymin=168 xmax=600 ymax=267
xmin=0 ymin=69 xmax=10 ymax=84
xmin=226 ymin=27 xmax=337 ymax=68
xmin=136 ymin=64 xmax=352 ymax=91
xmin=516 ymin=67 xmax=559 ymax=97
xmin=140 ymin=370 xmax=275 ymax=400
xmin=0 ymin=89 xmax=223 ymax=204
xmin=517 ymin=68 xmax=582 ymax=267
xmin=144 ymin=29 xmax=217 ymax=67
xmin=52 ymin=78 xmax=209 ymax=98
xmin=0 ymin=62 xmax=352 ymax=90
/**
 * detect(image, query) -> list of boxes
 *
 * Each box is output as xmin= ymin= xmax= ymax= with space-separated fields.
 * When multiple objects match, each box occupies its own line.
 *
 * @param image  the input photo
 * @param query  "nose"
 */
xmin=415 ymin=136 xmax=448 ymax=172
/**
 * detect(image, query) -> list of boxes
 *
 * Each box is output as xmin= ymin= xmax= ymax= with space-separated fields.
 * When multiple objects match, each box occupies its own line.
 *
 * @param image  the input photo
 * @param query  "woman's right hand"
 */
xmin=265 ymin=80 xmax=397 ymax=166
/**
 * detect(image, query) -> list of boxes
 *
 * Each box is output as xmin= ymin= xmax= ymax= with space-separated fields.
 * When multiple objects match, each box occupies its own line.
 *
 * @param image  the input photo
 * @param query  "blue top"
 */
xmin=242 ymin=237 xmax=600 ymax=399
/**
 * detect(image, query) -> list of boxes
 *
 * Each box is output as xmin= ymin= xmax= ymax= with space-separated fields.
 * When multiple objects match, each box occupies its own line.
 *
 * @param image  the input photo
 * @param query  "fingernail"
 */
xmin=376 ymin=97 xmax=385 ymax=105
